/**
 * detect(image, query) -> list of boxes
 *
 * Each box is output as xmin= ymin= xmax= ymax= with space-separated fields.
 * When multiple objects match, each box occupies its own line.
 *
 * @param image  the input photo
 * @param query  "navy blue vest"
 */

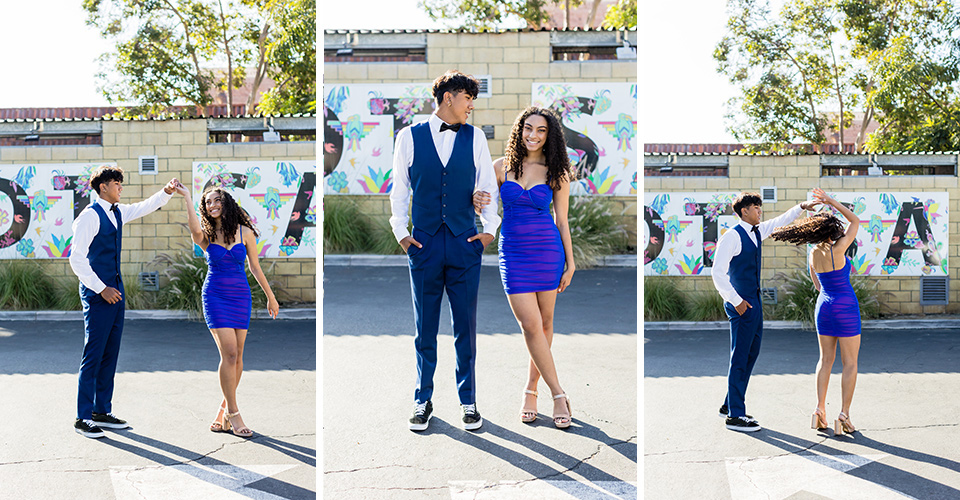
xmin=728 ymin=225 xmax=761 ymax=302
xmin=86 ymin=203 xmax=123 ymax=290
xmin=409 ymin=121 xmax=477 ymax=236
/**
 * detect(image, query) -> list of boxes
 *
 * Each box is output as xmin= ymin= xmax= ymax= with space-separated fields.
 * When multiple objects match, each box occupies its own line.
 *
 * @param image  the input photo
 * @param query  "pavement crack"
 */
xmin=0 ymin=457 xmax=80 ymax=466
xmin=326 ymin=464 xmax=438 ymax=474
xmin=862 ymin=423 xmax=958 ymax=432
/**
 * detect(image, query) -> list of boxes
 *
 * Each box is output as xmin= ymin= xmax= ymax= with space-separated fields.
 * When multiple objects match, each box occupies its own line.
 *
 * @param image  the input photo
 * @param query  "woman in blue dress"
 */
xmin=771 ymin=188 xmax=860 ymax=434
xmin=474 ymin=107 xmax=576 ymax=428
xmin=176 ymin=183 xmax=279 ymax=437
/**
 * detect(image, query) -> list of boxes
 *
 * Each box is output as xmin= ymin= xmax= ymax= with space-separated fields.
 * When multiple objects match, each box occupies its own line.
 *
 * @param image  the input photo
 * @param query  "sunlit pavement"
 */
xmin=322 ymin=265 xmax=639 ymax=499
xmin=645 ymin=325 xmax=960 ymax=500
xmin=0 ymin=319 xmax=316 ymax=500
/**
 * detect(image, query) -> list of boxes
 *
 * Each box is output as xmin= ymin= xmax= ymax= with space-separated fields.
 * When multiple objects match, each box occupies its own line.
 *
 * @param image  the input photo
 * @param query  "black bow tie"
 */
xmin=111 ymin=204 xmax=119 ymax=213
xmin=440 ymin=122 xmax=461 ymax=133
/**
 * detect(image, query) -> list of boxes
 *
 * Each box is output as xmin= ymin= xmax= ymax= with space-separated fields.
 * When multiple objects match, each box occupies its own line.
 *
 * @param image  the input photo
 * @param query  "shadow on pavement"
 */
xmin=645 ymin=328 xmax=960 ymax=377
xmin=419 ymin=417 xmax=637 ymax=499
xmin=748 ymin=428 xmax=960 ymax=497
xmin=0 ymin=319 xmax=315 ymax=376
xmin=253 ymin=435 xmax=317 ymax=467
xmin=100 ymin=430 xmax=315 ymax=499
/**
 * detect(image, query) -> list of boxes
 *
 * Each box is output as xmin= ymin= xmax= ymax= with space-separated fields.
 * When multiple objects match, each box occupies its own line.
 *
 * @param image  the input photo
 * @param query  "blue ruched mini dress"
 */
xmin=498 ymin=180 xmax=565 ymax=295
xmin=814 ymin=253 xmax=861 ymax=337
xmin=202 ymin=242 xmax=253 ymax=330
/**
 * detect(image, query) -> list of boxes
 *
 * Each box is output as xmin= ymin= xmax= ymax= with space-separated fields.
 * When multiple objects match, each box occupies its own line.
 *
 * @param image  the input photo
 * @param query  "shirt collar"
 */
xmin=738 ymin=219 xmax=758 ymax=232
xmin=429 ymin=113 xmax=459 ymax=134
xmin=95 ymin=197 xmax=115 ymax=211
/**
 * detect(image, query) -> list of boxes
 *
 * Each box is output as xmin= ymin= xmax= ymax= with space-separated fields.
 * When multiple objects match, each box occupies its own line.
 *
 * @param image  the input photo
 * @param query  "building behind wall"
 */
xmin=0 ymin=115 xmax=317 ymax=303
xmin=323 ymin=28 xmax=639 ymax=247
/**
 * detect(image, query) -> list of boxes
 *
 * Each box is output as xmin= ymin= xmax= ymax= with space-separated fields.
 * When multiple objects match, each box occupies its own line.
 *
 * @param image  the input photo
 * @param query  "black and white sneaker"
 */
xmin=409 ymin=401 xmax=433 ymax=431
xmin=718 ymin=405 xmax=753 ymax=419
xmin=461 ymin=404 xmax=482 ymax=431
xmin=75 ymin=419 xmax=105 ymax=438
xmin=725 ymin=415 xmax=761 ymax=432
xmin=92 ymin=412 xmax=130 ymax=429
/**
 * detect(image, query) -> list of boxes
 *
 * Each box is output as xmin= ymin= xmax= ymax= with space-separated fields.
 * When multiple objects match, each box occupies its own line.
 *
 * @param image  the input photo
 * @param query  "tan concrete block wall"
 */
xmin=645 ymin=154 xmax=960 ymax=315
xmin=0 ymin=119 xmax=317 ymax=304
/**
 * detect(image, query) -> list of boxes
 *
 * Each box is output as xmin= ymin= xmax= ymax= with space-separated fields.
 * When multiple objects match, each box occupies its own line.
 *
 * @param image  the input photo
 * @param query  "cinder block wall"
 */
xmin=0 ymin=119 xmax=316 ymax=303
xmin=325 ymin=31 xmax=638 ymax=247
xmin=645 ymin=155 xmax=959 ymax=315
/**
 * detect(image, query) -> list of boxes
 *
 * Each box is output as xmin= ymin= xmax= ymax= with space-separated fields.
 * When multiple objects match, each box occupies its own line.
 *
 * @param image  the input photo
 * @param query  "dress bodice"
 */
xmin=816 ymin=257 xmax=852 ymax=293
xmin=500 ymin=180 xmax=553 ymax=213
xmin=205 ymin=242 xmax=247 ymax=274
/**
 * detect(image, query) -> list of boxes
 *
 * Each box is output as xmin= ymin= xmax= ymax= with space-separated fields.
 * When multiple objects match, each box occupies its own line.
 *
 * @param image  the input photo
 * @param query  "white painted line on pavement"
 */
xmin=725 ymin=453 xmax=916 ymax=499
xmin=110 ymin=464 xmax=297 ymax=500
xmin=448 ymin=480 xmax=638 ymax=499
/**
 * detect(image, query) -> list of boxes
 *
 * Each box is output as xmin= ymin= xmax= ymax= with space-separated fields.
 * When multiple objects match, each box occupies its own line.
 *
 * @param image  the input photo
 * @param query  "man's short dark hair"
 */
xmin=90 ymin=166 xmax=124 ymax=194
xmin=733 ymin=192 xmax=762 ymax=217
xmin=432 ymin=70 xmax=480 ymax=103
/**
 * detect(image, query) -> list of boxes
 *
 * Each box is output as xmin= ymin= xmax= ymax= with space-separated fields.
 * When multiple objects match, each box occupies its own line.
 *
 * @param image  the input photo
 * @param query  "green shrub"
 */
xmin=644 ymin=277 xmax=686 ymax=321
xmin=53 ymin=278 xmax=82 ymax=311
xmin=567 ymin=195 xmax=629 ymax=268
xmin=771 ymin=265 xmax=889 ymax=327
xmin=0 ymin=261 xmax=56 ymax=310
xmin=685 ymin=291 xmax=727 ymax=321
xmin=323 ymin=197 xmax=373 ymax=253
xmin=150 ymin=247 xmax=282 ymax=319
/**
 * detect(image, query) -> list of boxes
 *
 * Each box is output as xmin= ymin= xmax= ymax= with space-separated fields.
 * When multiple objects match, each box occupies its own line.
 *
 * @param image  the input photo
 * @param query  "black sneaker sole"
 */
xmin=725 ymin=423 xmax=761 ymax=432
xmin=409 ymin=416 xmax=431 ymax=431
xmin=463 ymin=417 xmax=482 ymax=431
xmin=75 ymin=428 xmax=105 ymax=438
xmin=93 ymin=422 xmax=130 ymax=429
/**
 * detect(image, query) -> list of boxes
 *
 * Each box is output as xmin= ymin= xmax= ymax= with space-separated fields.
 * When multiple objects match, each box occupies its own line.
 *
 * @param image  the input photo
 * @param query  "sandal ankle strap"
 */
xmin=553 ymin=393 xmax=567 ymax=400
xmin=524 ymin=390 xmax=538 ymax=396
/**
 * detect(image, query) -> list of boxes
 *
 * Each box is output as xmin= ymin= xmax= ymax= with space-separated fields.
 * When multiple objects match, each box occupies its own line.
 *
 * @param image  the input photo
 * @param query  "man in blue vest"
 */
xmin=69 ymin=166 xmax=180 ymax=438
xmin=712 ymin=192 xmax=818 ymax=432
xmin=390 ymin=70 xmax=501 ymax=431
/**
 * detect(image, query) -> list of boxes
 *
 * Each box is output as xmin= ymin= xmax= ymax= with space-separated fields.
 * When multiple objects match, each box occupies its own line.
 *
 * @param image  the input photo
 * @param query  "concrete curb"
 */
xmin=0 ymin=307 xmax=315 ymax=321
xmin=322 ymin=253 xmax=638 ymax=267
xmin=643 ymin=318 xmax=960 ymax=331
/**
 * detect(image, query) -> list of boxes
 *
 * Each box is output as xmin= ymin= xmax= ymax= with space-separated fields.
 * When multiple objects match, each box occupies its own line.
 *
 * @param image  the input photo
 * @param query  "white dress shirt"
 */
xmin=69 ymin=190 xmax=173 ymax=293
xmin=389 ymin=113 xmax=501 ymax=242
xmin=712 ymin=204 xmax=804 ymax=307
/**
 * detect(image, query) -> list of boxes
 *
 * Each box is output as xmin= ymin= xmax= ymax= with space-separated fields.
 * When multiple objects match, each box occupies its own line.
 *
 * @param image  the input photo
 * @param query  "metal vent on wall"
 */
xmin=138 ymin=271 xmax=159 ymax=291
xmin=139 ymin=155 xmax=158 ymax=175
xmin=476 ymin=75 xmax=492 ymax=98
xmin=760 ymin=287 xmax=778 ymax=304
xmin=760 ymin=186 xmax=777 ymax=203
xmin=920 ymin=276 xmax=949 ymax=305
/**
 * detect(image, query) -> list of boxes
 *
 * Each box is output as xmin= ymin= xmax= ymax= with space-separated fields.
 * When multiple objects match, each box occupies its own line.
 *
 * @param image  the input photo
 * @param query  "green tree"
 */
xmin=716 ymin=0 xmax=960 ymax=153
xmin=84 ymin=0 xmax=315 ymax=117
xmin=601 ymin=0 xmax=636 ymax=29
xmin=419 ymin=0 xmax=584 ymax=29
xmin=250 ymin=0 xmax=316 ymax=115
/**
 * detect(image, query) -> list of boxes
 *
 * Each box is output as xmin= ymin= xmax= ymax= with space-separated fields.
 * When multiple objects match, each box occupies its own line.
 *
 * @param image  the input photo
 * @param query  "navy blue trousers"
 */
xmin=407 ymin=224 xmax=484 ymax=405
xmin=723 ymin=296 xmax=763 ymax=418
xmin=77 ymin=283 xmax=125 ymax=420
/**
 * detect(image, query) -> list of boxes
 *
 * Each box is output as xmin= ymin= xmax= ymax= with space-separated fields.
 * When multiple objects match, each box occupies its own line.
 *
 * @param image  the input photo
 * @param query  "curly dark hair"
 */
xmin=733 ymin=192 xmax=762 ymax=217
xmin=432 ymin=70 xmax=480 ymax=102
xmin=198 ymin=187 xmax=259 ymax=247
xmin=90 ymin=165 xmax=124 ymax=194
xmin=503 ymin=106 xmax=574 ymax=191
xmin=770 ymin=213 xmax=846 ymax=245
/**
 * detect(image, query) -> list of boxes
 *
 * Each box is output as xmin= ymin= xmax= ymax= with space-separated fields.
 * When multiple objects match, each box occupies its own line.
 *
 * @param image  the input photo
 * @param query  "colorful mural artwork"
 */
xmin=193 ymin=161 xmax=317 ymax=258
xmin=0 ymin=163 xmax=108 ymax=259
xmin=531 ymin=83 xmax=637 ymax=196
xmin=322 ymin=81 xmax=638 ymax=196
xmin=323 ymin=83 xmax=435 ymax=195
xmin=643 ymin=191 xmax=949 ymax=277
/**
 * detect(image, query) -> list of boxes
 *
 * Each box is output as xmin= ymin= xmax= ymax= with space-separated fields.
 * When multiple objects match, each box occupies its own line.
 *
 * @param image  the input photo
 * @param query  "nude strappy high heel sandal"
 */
xmin=811 ymin=408 xmax=828 ymax=430
xmin=223 ymin=411 xmax=254 ymax=438
xmin=835 ymin=412 xmax=856 ymax=434
xmin=553 ymin=393 xmax=572 ymax=429
xmin=520 ymin=390 xmax=538 ymax=423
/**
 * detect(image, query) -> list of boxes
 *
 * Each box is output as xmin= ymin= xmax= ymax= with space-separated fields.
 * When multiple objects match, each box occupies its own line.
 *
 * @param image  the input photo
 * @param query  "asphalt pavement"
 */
xmin=0 ymin=318 xmax=316 ymax=500
xmin=644 ymin=324 xmax=960 ymax=500
xmin=322 ymin=265 xmax=639 ymax=499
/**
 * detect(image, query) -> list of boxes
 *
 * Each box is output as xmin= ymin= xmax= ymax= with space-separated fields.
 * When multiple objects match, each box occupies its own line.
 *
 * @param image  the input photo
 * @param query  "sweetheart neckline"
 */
xmin=208 ymin=242 xmax=245 ymax=252
xmin=504 ymin=179 xmax=550 ymax=191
